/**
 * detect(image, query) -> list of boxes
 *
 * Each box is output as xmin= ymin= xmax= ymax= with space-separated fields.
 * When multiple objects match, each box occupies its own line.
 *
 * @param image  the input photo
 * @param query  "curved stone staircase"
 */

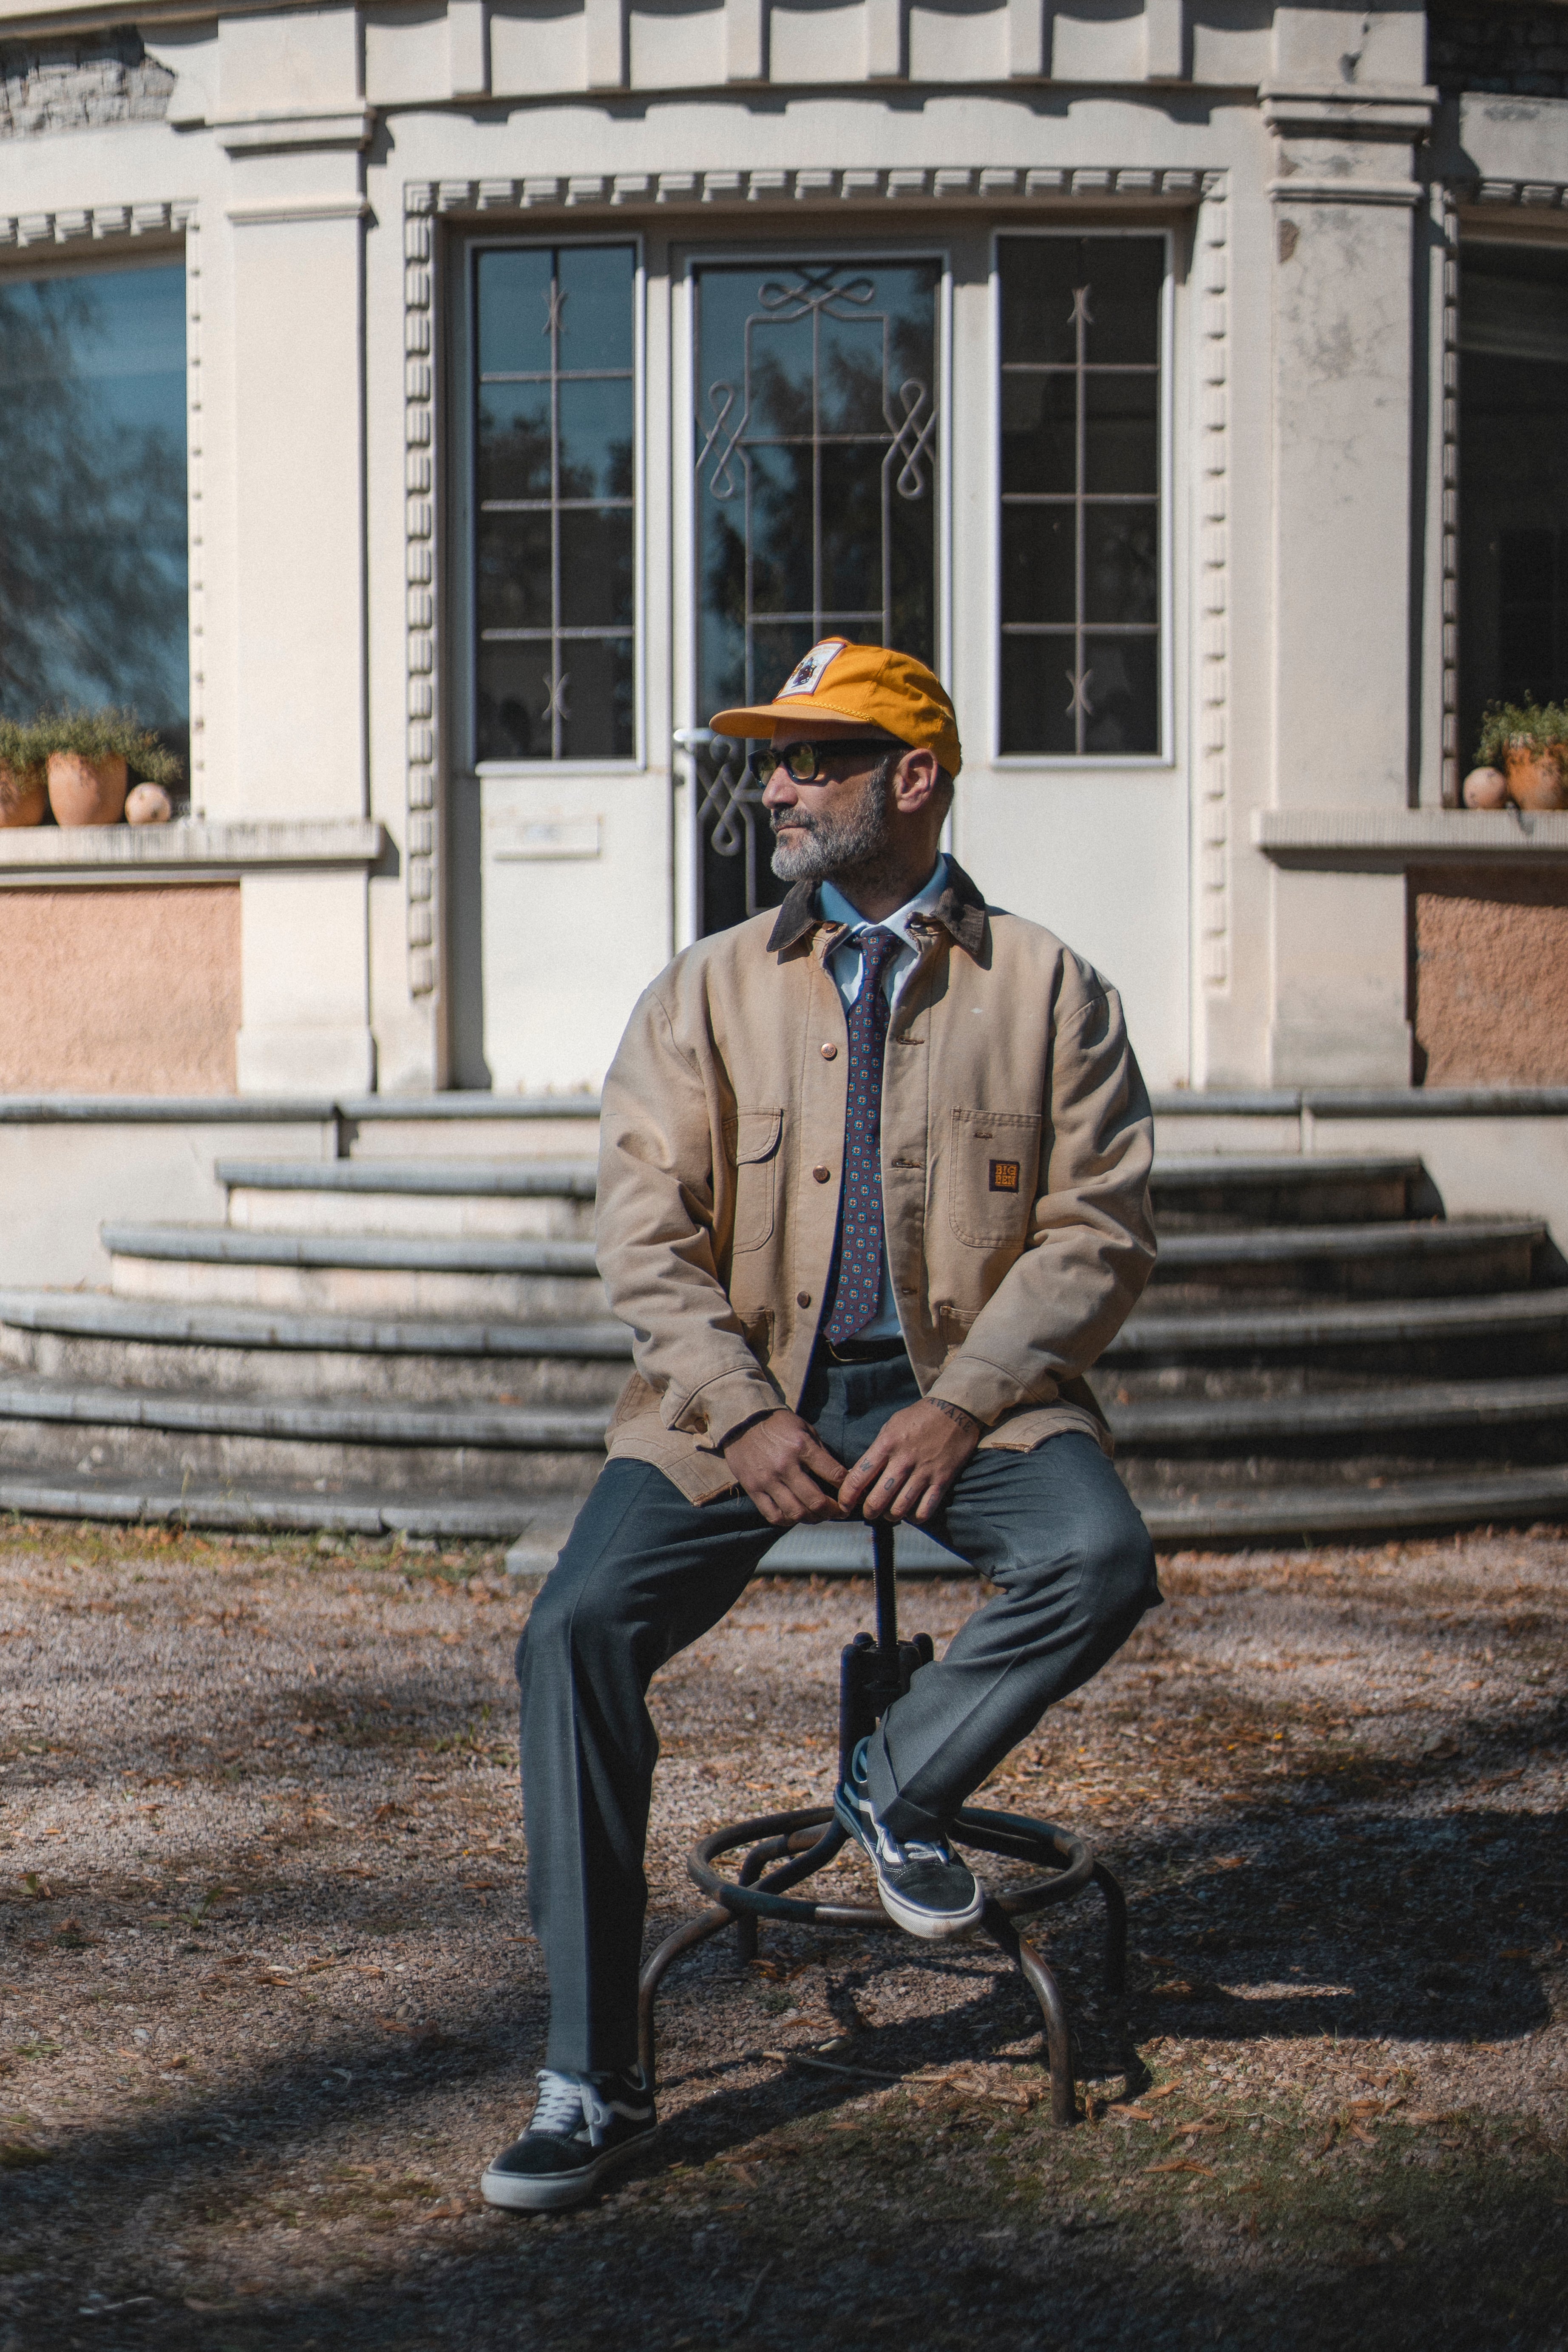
xmin=0 ymin=1130 xmax=1565 ymax=1560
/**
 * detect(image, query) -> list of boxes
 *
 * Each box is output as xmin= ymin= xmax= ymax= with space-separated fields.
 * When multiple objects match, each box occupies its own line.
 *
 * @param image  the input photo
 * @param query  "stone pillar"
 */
xmin=1261 ymin=62 xmax=1434 ymax=1088
xmin=216 ymin=6 xmax=378 ymax=1093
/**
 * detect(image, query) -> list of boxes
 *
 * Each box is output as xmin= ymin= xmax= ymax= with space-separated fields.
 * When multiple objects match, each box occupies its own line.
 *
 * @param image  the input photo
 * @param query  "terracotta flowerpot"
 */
xmin=125 ymin=782 xmax=173 ymax=826
xmin=1462 ymin=764 xmax=1509 ymax=810
xmin=1503 ymin=740 xmax=1568 ymax=811
xmin=47 ymin=749 xmax=128 ymax=828
xmin=0 ymin=759 xmax=46 ymax=828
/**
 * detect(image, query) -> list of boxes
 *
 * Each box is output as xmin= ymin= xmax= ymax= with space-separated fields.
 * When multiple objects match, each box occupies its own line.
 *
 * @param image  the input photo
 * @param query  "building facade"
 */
xmin=1 ymin=2 xmax=1568 ymax=1133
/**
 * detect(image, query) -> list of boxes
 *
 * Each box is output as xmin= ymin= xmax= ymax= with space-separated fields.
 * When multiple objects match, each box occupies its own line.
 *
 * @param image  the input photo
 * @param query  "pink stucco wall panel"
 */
xmin=0 ymin=883 xmax=240 ymax=1094
xmin=1414 ymin=868 xmax=1568 ymax=1087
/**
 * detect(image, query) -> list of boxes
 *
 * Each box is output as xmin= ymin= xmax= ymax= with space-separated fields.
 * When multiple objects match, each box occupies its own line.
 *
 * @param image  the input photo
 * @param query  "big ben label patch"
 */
xmin=988 ymin=1160 xmax=1021 ymax=1194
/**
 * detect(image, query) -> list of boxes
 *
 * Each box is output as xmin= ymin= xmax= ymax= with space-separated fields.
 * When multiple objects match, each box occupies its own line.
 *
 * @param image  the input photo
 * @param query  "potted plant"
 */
xmin=0 ymin=716 xmax=46 ymax=828
xmin=30 ymin=708 xmax=182 ymax=829
xmin=1475 ymin=699 xmax=1568 ymax=811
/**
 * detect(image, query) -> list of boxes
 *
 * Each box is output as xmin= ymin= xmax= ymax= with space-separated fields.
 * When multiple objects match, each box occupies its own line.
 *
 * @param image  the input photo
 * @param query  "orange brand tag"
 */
xmin=989 ymin=1160 xmax=1020 ymax=1193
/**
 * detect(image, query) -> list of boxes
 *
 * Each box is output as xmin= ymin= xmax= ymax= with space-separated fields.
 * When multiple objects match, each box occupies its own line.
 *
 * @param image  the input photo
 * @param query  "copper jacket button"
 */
xmin=812 ymin=1165 xmax=831 ymax=1183
xmin=820 ymin=1042 xmax=837 ymax=1059
xmin=796 ymin=1291 xmax=811 ymax=1309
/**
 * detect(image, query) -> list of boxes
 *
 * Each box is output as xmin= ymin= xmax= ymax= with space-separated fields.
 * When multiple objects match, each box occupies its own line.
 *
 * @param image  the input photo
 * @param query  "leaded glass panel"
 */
xmin=998 ymin=235 xmax=1163 ymax=758
xmin=474 ymin=244 xmax=636 ymax=762
xmin=693 ymin=256 xmax=940 ymax=933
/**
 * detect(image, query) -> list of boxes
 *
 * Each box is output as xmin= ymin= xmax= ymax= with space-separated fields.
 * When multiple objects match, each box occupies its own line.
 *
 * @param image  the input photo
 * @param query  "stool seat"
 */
xmin=636 ymin=1524 xmax=1128 ymax=2128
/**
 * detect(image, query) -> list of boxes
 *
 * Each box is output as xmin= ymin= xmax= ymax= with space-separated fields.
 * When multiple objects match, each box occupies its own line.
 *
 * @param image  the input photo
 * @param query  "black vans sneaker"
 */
xmin=835 ymin=1737 xmax=984 ymax=1940
xmin=480 ymin=2065 xmax=658 ymax=2212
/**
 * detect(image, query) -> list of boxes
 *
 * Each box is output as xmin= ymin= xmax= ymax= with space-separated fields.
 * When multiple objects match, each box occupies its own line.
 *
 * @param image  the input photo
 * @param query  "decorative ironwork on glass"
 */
xmin=473 ymin=243 xmax=635 ymax=762
xmin=998 ymin=235 xmax=1163 ymax=758
xmin=694 ymin=256 xmax=940 ymax=933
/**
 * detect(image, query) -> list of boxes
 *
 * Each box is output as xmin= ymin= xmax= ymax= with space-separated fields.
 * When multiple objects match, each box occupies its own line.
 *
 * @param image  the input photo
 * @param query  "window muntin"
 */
xmin=1458 ymin=241 xmax=1568 ymax=760
xmin=0 ymin=257 xmax=187 ymax=769
xmin=692 ymin=255 xmax=940 ymax=933
xmin=997 ymin=235 xmax=1164 ymax=759
xmin=474 ymin=243 xmax=636 ymax=762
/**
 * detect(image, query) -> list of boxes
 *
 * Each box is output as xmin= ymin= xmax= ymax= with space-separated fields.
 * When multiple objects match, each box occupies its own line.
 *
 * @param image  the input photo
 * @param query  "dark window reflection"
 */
xmin=473 ymin=243 xmax=635 ymax=761
xmin=998 ymin=235 xmax=1163 ymax=757
xmin=1460 ymin=243 xmax=1568 ymax=763
xmin=0 ymin=259 xmax=188 ymax=776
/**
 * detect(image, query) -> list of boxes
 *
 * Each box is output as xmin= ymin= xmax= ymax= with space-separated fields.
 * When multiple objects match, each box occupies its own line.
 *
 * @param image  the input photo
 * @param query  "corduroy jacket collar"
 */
xmin=766 ymin=855 xmax=990 ymax=961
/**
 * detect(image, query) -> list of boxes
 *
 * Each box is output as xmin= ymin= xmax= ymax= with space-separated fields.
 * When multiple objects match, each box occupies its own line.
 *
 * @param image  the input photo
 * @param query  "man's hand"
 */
xmin=838 ymin=1399 xmax=981 ymax=1524
xmin=721 ymin=1411 xmax=848 ymax=1526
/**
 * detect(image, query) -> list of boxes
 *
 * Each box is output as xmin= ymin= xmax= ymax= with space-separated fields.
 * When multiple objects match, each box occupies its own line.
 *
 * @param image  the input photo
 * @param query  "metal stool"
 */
xmin=638 ymin=1522 xmax=1127 ymax=2127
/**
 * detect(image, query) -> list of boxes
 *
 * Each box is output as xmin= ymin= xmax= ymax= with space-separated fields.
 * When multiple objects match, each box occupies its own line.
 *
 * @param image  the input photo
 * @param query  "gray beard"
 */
xmin=768 ymin=764 xmax=893 ymax=884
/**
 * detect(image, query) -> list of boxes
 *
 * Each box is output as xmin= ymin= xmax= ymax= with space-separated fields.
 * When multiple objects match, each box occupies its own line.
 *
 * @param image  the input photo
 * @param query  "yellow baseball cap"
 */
xmin=710 ymin=640 xmax=962 ymax=778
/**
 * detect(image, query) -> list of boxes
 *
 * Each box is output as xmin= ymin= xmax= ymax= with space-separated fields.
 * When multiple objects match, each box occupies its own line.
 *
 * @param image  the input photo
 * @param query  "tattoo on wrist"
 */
xmin=930 ymin=1398 xmax=980 ymax=1433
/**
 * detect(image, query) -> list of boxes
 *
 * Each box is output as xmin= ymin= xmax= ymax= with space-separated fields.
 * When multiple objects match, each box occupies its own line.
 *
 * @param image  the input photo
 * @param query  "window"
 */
xmin=1459 ymin=241 xmax=1568 ymax=758
xmin=0 ymin=256 xmax=187 ymax=768
xmin=997 ymin=234 xmax=1164 ymax=758
xmin=692 ymin=254 xmax=940 ymax=932
xmin=473 ymin=243 xmax=636 ymax=762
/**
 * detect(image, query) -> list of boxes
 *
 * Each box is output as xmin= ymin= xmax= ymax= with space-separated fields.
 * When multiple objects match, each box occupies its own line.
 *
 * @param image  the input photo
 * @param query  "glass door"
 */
xmin=687 ymin=255 xmax=942 ymax=933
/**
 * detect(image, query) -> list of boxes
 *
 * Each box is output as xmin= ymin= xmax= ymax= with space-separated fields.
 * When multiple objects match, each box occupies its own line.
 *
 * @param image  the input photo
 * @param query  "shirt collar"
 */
xmin=816 ymin=855 xmax=949 ymax=951
xmin=767 ymin=854 xmax=990 ymax=961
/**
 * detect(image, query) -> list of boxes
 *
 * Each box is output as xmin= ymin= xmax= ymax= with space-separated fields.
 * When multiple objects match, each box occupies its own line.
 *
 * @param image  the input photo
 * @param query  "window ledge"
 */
xmin=0 ymin=818 xmax=386 ymax=880
xmin=1253 ymin=807 xmax=1568 ymax=868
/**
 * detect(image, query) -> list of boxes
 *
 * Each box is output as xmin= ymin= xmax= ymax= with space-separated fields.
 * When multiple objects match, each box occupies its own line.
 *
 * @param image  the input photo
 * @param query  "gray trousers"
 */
xmin=516 ymin=1351 xmax=1160 ymax=2074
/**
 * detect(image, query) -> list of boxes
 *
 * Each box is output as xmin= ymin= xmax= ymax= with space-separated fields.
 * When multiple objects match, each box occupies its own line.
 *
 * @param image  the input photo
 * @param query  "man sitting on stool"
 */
xmin=482 ymin=641 xmax=1160 ymax=2213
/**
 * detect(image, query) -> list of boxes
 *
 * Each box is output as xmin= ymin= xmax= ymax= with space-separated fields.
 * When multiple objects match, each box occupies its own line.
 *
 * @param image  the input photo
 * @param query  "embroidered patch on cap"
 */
xmin=777 ymin=640 xmax=848 ymax=698
xmin=989 ymin=1159 xmax=1021 ymax=1193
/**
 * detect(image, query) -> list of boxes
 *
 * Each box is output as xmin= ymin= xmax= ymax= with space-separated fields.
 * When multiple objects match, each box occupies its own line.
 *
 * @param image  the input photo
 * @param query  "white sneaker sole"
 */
xmin=873 ymin=1879 xmax=985 ymax=1941
xmin=834 ymin=1792 xmax=984 ymax=1941
xmin=479 ymin=2125 xmax=658 ymax=2213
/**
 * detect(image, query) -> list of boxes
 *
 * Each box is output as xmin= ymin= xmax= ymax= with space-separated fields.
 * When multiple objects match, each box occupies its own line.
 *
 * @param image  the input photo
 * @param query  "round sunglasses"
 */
xmin=751 ymin=738 xmax=902 ymax=784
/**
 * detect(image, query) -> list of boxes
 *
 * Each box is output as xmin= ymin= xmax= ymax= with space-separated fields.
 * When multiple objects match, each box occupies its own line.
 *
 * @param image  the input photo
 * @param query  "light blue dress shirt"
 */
xmin=815 ymin=854 xmax=949 ymax=1341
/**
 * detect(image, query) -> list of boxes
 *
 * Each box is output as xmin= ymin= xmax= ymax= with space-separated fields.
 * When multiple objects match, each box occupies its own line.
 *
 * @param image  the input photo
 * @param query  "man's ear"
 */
xmin=890 ymin=746 xmax=941 ymax=814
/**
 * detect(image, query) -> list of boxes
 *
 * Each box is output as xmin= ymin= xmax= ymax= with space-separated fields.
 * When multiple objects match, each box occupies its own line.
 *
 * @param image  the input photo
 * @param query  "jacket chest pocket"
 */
xmin=726 ymin=1108 xmax=783 ymax=1254
xmin=948 ymin=1108 xmax=1041 ymax=1250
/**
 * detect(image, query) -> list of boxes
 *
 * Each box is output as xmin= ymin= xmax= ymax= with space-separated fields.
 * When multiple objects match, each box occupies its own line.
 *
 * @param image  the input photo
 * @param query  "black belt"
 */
xmin=816 ymin=1335 xmax=909 ymax=1365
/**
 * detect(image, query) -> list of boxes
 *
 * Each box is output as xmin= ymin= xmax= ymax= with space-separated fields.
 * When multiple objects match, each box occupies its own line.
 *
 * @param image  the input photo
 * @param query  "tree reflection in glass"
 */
xmin=0 ymin=260 xmax=188 ymax=779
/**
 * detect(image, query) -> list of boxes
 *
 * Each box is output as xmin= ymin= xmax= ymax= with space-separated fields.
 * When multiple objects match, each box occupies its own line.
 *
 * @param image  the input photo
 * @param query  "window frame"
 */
xmin=453 ymin=229 xmax=647 ymax=776
xmin=0 ymin=235 xmax=194 ymax=775
xmin=988 ymin=224 xmax=1175 ymax=771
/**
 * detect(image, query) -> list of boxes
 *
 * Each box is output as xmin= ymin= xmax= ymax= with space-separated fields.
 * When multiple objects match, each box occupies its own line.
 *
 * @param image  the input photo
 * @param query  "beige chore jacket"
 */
xmin=596 ymin=860 xmax=1157 ymax=1504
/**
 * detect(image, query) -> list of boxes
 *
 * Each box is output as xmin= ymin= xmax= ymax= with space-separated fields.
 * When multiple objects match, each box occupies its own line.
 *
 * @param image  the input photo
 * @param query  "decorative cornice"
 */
xmin=1464 ymin=175 xmax=1568 ymax=212
xmin=412 ymin=163 xmax=1221 ymax=214
xmin=0 ymin=196 xmax=191 ymax=248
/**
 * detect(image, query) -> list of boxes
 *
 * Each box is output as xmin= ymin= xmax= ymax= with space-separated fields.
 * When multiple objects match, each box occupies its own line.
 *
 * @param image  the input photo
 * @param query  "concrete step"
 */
xmin=0 ymin=1291 xmax=631 ymax=1404
xmin=0 ymin=1467 xmax=585 ymax=1544
xmin=340 ymin=1095 xmax=602 ymax=1164
xmin=1148 ymin=1151 xmax=1428 ymax=1231
xmin=1106 ymin=1282 xmax=1568 ymax=1390
xmin=219 ymin=1158 xmax=598 ymax=1240
xmin=0 ymin=1373 xmax=606 ymax=1493
xmin=1137 ymin=1463 xmax=1568 ymax=1546
xmin=1113 ymin=1373 xmax=1568 ymax=1493
xmin=102 ymin=1222 xmax=605 ymax=1318
xmin=1146 ymin=1216 xmax=1546 ymax=1304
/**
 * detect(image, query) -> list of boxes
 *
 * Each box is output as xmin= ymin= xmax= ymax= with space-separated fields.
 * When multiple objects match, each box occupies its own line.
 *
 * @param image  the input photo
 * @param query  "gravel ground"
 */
xmin=1 ymin=1518 xmax=1565 ymax=2352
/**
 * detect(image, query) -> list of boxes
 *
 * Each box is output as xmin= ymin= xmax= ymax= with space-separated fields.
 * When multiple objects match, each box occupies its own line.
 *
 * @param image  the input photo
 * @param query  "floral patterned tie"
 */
xmin=823 ymin=927 xmax=901 ymax=1345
